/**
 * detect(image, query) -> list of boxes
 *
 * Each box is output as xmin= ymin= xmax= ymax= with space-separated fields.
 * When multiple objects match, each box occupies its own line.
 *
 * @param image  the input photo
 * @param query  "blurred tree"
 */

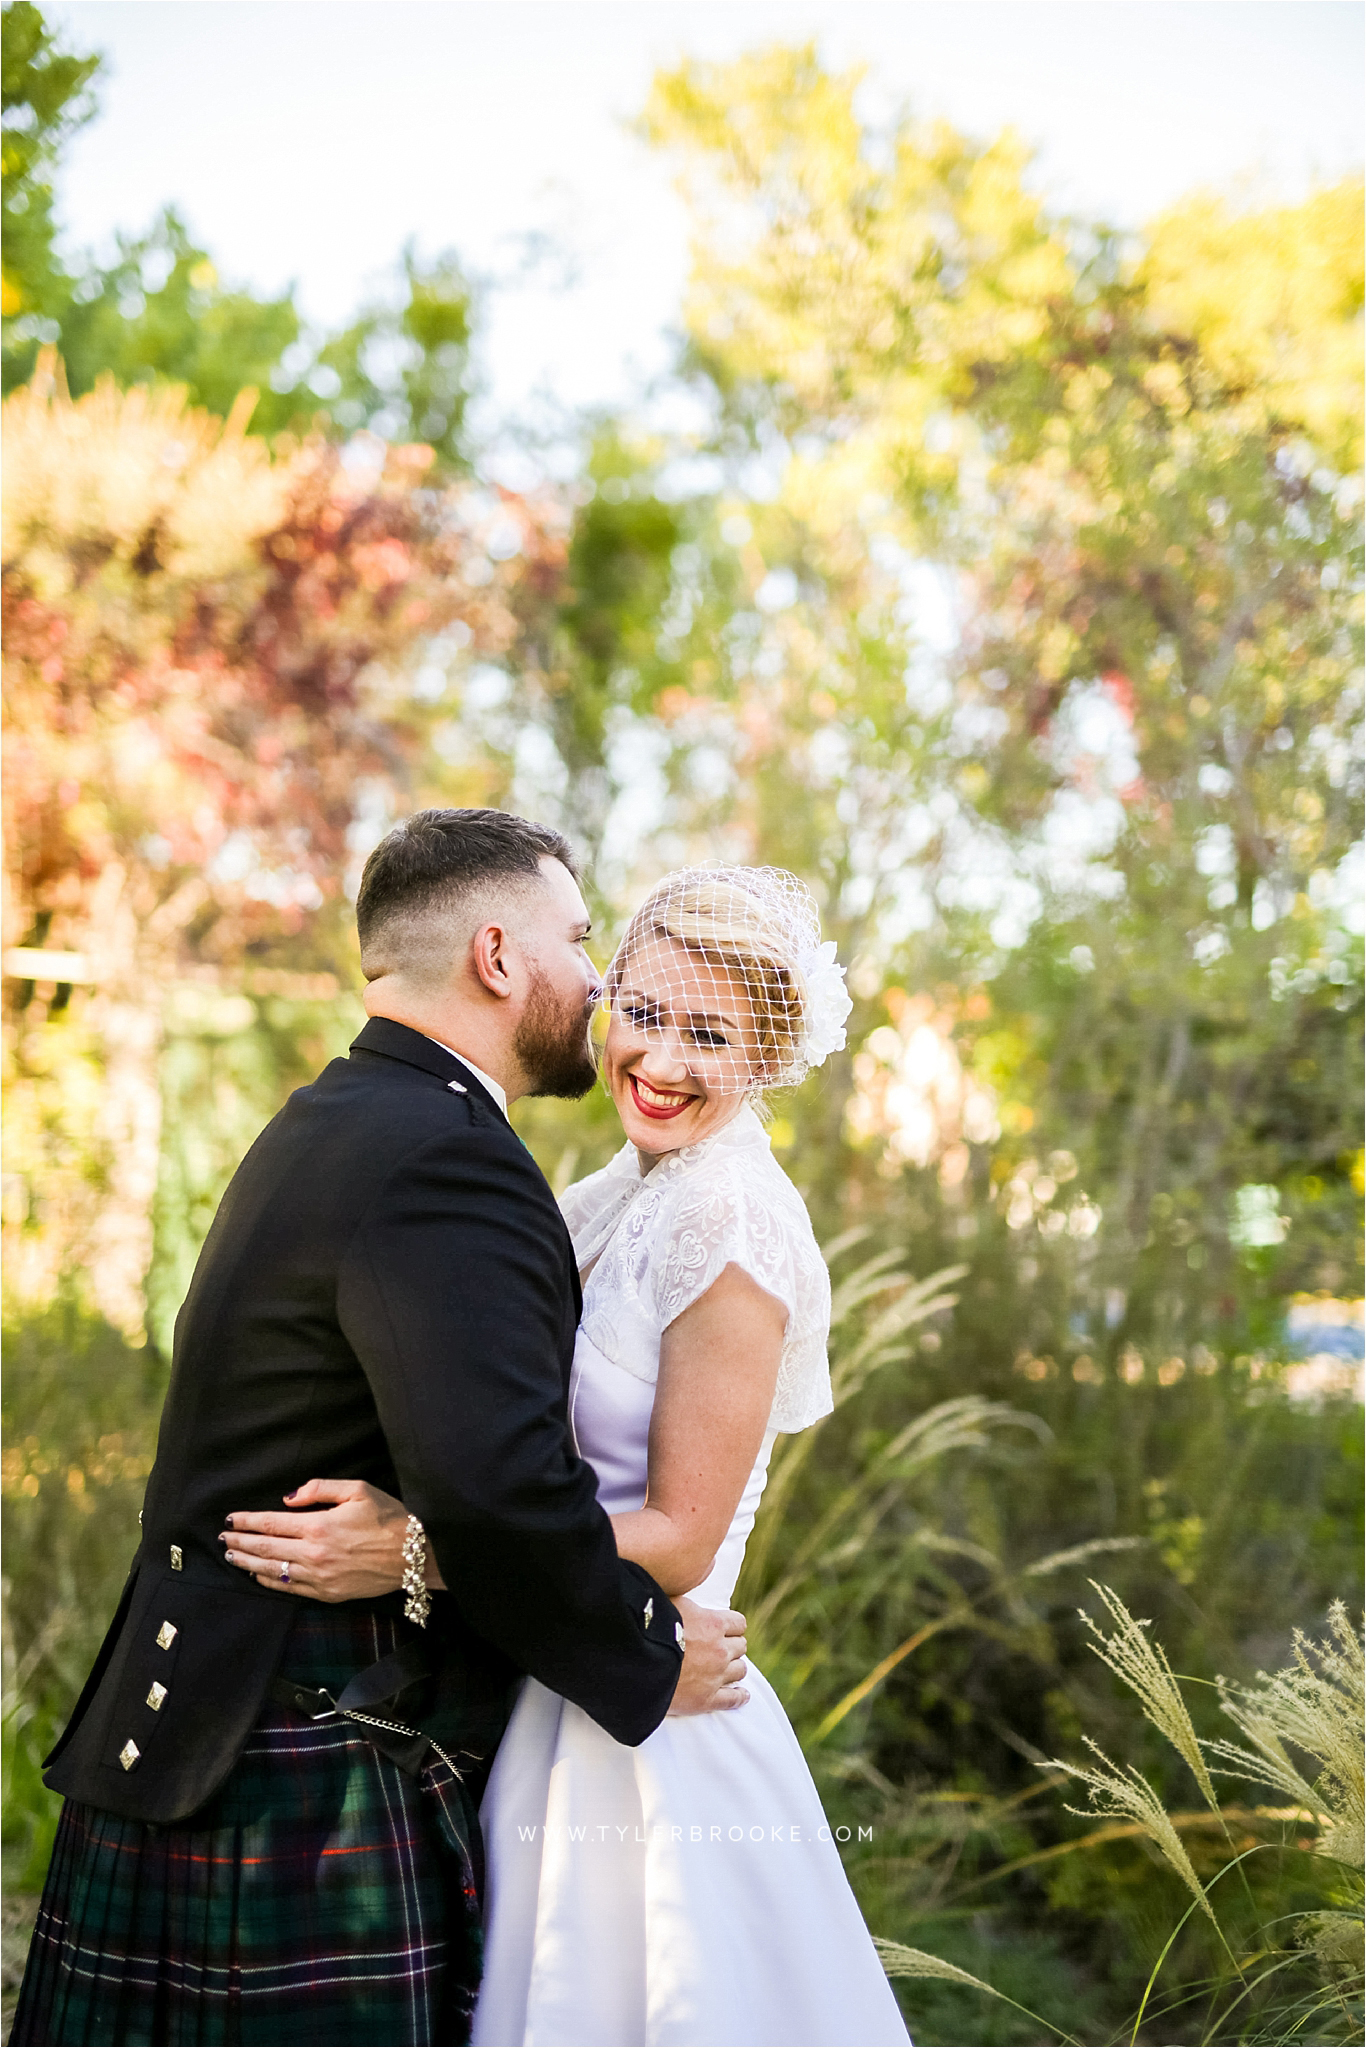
xmin=53 ymin=206 xmax=302 ymax=431
xmin=1 ymin=3 xmax=306 ymax=418
xmin=1140 ymin=183 xmax=1364 ymax=473
xmin=1 ymin=355 xmax=557 ymax=1334
xmin=2 ymin=7 xmax=479 ymax=461
xmin=639 ymin=41 xmax=1363 ymax=1343
xmin=1 ymin=0 xmax=99 ymax=377
xmin=310 ymin=243 xmax=477 ymax=474
xmin=54 ymin=221 xmax=479 ymax=457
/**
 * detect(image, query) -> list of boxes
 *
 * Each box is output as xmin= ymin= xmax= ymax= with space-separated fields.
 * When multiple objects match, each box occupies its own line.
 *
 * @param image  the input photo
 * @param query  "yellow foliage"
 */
xmin=645 ymin=44 xmax=1362 ymax=575
xmin=644 ymin=46 xmax=1073 ymax=421
xmin=3 ymin=351 xmax=290 ymax=591
xmin=1141 ymin=181 xmax=1365 ymax=470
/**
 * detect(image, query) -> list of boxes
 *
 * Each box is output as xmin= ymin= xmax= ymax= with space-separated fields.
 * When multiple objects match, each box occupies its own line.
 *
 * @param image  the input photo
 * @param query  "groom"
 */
xmin=14 ymin=809 xmax=746 ymax=2048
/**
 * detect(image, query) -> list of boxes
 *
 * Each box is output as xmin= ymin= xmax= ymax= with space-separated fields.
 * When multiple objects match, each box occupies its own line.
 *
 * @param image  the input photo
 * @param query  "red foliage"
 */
xmin=3 ymin=439 xmax=564 ymax=976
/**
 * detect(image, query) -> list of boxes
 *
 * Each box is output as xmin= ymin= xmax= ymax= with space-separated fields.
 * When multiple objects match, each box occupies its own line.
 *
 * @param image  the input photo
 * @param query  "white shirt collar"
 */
xmin=431 ymin=1040 xmax=508 ymax=1117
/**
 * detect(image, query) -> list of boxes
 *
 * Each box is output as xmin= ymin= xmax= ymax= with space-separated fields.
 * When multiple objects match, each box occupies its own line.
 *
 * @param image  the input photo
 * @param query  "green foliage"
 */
xmin=0 ymin=0 xmax=99 ymax=377
xmin=148 ymin=991 xmax=362 ymax=1358
xmin=730 ymin=1237 xmax=1363 ymax=2042
xmin=311 ymin=243 xmax=476 ymax=472
xmin=41 ymin=210 xmax=477 ymax=457
xmin=52 ymin=207 xmax=302 ymax=431
xmin=1 ymin=6 xmax=478 ymax=457
xmin=2 ymin=1303 xmax=162 ymax=1891
xmin=1 ymin=2 xmax=306 ymax=413
xmin=555 ymin=445 xmax=686 ymax=778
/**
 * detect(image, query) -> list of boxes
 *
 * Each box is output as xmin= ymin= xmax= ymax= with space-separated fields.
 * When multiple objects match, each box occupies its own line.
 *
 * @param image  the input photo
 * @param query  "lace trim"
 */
xmin=559 ymin=1145 xmax=641 ymax=1272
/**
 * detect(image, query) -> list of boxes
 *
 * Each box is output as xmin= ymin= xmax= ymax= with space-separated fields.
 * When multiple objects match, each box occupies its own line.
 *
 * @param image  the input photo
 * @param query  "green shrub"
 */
xmin=2 ymin=1301 xmax=162 ymax=1891
xmin=736 ymin=1240 xmax=1364 ymax=2044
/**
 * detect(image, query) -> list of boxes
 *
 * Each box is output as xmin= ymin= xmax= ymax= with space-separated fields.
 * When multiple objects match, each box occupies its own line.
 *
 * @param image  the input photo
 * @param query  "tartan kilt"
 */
xmin=11 ymin=1604 xmax=487 ymax=2048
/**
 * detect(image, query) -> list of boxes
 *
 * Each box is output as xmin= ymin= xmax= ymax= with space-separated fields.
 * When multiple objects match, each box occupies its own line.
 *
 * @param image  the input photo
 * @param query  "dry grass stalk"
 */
xmin=750 ymin=1392 xmax=1035 ymax=1639
xmin=1045 ymin=1737 xmax=1215 ymax=1920
xmin=1079 ymin=1579 xmax=1221 ymax=1813
xmin=1209 ymin=1601 xmax=1364 ymax=1872
xmin=1023 ymin=1537 xmax=1146 ymax=1580
xmin=873 ymin=1938 xmax=1082 ymax=2045
xmin=1052 ymin=1590 xmax=1364 ymax=1990
xmin=873 ymin=1938 xmax=999 ymax=1991
xmin=1300 ymin=1910 xmax=1366 ymax=1973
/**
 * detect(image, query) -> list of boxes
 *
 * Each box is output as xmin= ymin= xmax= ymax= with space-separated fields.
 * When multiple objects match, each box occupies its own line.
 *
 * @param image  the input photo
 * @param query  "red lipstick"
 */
xmin=627 ymin=1073 xmax=696 ymax=1121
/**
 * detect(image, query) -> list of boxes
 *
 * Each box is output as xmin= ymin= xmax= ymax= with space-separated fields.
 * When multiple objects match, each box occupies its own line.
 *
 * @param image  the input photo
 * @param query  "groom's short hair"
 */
xmin=357 ymin=808 xmax=577 ymax=984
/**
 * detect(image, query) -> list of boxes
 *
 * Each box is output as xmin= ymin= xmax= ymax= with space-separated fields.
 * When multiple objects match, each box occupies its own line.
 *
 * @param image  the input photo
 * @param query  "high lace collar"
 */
xmin=613 ymin=1101 xmax=770 ymax=1183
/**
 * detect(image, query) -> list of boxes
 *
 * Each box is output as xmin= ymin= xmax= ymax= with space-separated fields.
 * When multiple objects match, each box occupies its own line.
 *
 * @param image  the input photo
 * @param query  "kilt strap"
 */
xmin=268 ymin=1634 xmax=486 ymax=1781
xmin=267 ymin=1677 xmax=342 ymax=1720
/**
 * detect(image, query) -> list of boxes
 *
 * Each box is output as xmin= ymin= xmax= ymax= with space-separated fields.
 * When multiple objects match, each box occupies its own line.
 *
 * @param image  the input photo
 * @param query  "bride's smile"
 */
xmin=627 ymin=1072 xmax=696 ymax=1118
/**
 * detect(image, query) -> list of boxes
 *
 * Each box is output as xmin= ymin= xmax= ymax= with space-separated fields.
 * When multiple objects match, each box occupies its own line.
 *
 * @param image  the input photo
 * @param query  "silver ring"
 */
xmin=279 ymin=1560 xmax=291 ymax=1585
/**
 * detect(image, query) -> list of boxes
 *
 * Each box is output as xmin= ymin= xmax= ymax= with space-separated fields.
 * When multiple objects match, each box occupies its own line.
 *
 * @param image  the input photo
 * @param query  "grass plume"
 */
xmin=1209 ymin=1601 xmax=1365 ymax=1871
xmin=1045 ymin=1736 xmax=1216 ymax=1921
xmin=1047 ymin=1587 xmax=1364 ymax=2026
xmin=1078 ymin=1579 xmax=1221 ymax=1813
xmin=874 ymin=1938 xmax=1082 ymax=2045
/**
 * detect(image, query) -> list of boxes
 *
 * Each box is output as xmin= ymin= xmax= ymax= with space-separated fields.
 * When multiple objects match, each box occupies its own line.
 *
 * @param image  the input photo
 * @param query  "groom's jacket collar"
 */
xmin=350 ymin=1015 xmax=507 ymax=1120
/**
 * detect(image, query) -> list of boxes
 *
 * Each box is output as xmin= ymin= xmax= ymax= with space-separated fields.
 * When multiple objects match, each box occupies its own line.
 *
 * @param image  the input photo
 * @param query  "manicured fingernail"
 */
xmin=217 ymin=1532 xmax=228 ymax=1543
xmin=283 ymin=1490 xmax=300 ymax=1501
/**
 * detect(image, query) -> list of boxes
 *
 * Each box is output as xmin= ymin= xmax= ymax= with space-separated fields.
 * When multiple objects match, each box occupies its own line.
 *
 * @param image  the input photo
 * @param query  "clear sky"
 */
xmin=46 ymin=1 xmax=1365 ymax=434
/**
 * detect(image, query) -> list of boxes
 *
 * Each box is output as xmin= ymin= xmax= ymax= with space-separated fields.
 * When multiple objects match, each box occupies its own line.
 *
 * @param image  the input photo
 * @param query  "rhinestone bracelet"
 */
xmin=401 ymin=1515 xmax=431 ymax=1628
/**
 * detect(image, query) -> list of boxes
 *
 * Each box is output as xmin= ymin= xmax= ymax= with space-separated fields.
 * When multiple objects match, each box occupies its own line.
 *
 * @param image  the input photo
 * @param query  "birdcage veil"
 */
xmin=603 ymin=865 xmax=852 ymax=1096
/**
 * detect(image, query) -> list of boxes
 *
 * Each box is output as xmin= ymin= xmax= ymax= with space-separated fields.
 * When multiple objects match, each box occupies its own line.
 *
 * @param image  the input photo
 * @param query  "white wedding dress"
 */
xmin=471 ymin=1107 xmax=910 ymax=2048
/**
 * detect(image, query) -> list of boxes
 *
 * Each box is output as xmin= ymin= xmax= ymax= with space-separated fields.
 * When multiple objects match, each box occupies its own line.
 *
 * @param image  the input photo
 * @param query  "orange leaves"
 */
xmin=1100 ymin=671 xmax=1136 ymax=725
xmin=2 ymin=364 xmax=567 ymax=981
xmin=347 ymin=537 xmax=412 ymax=591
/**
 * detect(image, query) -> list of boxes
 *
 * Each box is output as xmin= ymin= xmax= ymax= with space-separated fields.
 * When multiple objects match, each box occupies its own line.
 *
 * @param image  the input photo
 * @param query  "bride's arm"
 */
xmin=609 ymin=1262 xmax=785 ymax=1599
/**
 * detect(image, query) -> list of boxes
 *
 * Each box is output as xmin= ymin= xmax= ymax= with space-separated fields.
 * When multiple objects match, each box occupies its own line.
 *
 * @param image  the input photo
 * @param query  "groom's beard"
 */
xmin=514 ymin=968 xmax=600 ymax=1100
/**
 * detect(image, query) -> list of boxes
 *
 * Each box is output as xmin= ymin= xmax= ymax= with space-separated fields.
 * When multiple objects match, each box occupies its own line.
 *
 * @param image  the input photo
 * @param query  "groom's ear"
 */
xmin=470 ymin=919 xmax=517 ymax=1000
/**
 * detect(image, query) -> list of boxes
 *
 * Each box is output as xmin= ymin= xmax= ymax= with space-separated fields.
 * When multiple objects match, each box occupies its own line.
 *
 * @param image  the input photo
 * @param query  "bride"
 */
xmin=231 ymin=865 xmax=910 ymax=2048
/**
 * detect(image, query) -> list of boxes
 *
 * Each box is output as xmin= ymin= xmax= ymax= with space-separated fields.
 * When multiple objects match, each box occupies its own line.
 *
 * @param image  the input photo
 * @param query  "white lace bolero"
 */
xmin=559 ymin=1105 xmax=834 ymax=1435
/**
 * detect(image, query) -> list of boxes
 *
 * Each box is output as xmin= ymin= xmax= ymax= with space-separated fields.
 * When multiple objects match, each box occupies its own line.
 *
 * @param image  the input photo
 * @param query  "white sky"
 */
xmin=46 ymin=1 xmax=1366 ymax=434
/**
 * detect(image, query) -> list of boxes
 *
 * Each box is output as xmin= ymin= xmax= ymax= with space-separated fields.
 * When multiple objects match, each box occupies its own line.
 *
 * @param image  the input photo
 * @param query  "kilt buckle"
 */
xmin=269 ymin=1679 xmax=339 ymax=1722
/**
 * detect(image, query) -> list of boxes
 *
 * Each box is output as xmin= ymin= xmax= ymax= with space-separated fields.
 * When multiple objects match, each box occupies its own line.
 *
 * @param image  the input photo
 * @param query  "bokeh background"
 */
xmin=2 ymin=4 xmax=1362 ymax=2041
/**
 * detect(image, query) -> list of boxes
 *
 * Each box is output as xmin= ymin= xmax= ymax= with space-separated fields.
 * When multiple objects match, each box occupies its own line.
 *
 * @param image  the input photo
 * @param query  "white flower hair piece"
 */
xmin=797 ymin=937 xmax=853 ymax=1069
xmin=605 ymin=864 xmax=850 ymax=1095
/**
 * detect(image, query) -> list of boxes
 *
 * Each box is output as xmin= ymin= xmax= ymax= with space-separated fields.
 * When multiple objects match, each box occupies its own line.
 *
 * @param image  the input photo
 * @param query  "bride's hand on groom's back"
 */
xmin=667 ymin=1597 xmax=749 ymax=1714
xmin=220 ymin=1478 xmax=414 ymax=1601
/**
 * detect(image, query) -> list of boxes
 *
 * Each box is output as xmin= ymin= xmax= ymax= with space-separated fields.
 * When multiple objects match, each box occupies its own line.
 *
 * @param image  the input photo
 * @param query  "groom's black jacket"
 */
xmin=45 ymin=1018 xmax=683 ymax=1824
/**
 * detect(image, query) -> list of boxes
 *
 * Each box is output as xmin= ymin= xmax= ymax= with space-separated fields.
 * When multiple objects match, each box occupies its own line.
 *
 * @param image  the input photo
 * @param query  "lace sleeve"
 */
xmin=651 ymin=1157 xmax=834 ymax=1435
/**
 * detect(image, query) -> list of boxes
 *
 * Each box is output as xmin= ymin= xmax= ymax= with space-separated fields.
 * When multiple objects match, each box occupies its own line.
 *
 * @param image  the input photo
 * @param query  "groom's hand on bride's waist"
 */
xmin=667 ymin=1598 xmax=749 ymax=1715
